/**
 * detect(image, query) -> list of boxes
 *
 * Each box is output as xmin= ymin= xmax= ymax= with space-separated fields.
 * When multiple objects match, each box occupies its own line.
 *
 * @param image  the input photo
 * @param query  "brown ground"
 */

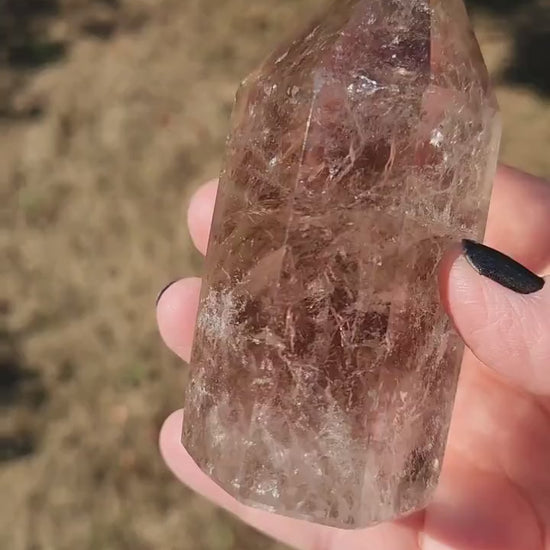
xmin=1 ymin=1 xmax=549 ymax=549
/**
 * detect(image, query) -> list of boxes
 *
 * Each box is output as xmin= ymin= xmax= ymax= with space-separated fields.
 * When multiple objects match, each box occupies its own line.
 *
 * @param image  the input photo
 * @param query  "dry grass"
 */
xmin=1 ymin=1 xmax=549 ymax=549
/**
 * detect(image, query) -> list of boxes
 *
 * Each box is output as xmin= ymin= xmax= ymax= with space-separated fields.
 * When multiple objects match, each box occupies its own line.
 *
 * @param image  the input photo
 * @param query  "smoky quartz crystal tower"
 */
xmin=182 ymin=0 xmax=500 ymax=528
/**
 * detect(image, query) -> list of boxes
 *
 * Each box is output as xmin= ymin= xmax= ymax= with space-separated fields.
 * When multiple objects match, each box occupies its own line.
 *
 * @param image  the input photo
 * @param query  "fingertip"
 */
xmin=188 ymin=179 xmax=218 ymax=255
xmin=156 ymin=277 xmax=201 ymax=362
xmin=159 ymin=409 xmax=241 ymax=511
xmin=495 ymin=164 xmax=549 ymax=189
xmin=159 ymin=409 xmax=184 ymax=465
xmin=444 ymin=247 xmax=550 ymax=394
xmin=159 ymin=408 xmax=218 ymax=497
xmin=158 ymin=411 xmax=416 ymax=548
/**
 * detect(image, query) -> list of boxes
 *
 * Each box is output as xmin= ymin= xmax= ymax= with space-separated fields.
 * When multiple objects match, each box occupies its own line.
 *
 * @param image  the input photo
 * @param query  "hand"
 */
xmin=156 ymin=166 xmax=550 ymax=550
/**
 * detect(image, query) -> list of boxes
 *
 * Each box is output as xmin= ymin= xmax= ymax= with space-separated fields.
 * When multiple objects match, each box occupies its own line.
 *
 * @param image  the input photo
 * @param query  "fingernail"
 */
xmin=156 ymin=280 xmax=179 ymax=306
xmin=462 ymin=239 xmax=545 ymax=295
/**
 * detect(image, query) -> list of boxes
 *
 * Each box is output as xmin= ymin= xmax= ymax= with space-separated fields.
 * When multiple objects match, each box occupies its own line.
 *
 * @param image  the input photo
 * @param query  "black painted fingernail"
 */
xmin=156 ymin=280 xmax=178 ymax=306
xmin=462 ymin=239 xmax=545 ymax=295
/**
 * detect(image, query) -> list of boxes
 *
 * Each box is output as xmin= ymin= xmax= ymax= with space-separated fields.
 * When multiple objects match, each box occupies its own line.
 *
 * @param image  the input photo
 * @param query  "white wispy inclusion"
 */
xmin=183 ymin=0 xmax=500 ymax=529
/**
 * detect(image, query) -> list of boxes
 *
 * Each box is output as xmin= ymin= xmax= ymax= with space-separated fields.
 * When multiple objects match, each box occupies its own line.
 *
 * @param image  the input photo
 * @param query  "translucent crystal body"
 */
xmin=182 ymin=0 xmax=500 ymax=528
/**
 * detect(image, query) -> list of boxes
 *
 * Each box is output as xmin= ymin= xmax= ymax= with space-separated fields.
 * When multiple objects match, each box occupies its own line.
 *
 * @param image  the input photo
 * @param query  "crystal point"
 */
xmin=182 ymin=0 xmax=500 ymax=528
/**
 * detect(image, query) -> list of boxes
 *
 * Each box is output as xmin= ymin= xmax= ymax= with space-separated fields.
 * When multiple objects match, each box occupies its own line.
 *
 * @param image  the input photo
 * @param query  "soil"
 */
xmin=1 ymin=1 xmax=549 ymax=549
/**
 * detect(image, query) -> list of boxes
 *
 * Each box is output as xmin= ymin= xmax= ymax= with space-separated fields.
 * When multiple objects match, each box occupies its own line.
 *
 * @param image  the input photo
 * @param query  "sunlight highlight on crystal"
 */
xmin=182 ymin=0 xmax=500 ymax=528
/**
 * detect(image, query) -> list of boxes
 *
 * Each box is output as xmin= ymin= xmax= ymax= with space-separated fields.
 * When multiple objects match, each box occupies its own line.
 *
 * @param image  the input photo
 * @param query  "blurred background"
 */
xmin=1 ymin=0 xmax=549 ymax=548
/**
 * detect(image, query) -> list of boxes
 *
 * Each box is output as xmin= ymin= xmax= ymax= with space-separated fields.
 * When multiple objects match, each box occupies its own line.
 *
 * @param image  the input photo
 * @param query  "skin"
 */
xmin=156 ymin=165 xmax=550 ymax=550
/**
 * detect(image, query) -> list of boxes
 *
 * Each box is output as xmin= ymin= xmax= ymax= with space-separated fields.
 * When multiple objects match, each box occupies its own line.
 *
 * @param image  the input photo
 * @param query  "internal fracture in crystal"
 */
xmin=182 ymin=0 xmax=500 ymax=528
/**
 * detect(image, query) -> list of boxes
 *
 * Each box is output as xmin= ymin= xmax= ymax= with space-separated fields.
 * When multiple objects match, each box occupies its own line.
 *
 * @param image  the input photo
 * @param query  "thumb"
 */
xmin=441 ymin=239 xmax=549 ymax=395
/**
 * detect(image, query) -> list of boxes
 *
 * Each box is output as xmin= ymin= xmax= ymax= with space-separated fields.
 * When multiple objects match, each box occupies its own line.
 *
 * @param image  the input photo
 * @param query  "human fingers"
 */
xmin=187 ymin=179 xmax=218 ymax=255
xmin=156 ymin=278 xmax=201 ymax=362
xmin=159 ymin=410 xmax=420 ymax=550
xmin=156 ymin=179 xmax=216 ymax=361
xmin=440 ymin=241 xmax=550 ymax=395
xmin=178 ymin=167 xmax=550 ymax=367
xmin=485 ymin=166 xmax=550 ymax=274
xmin=186 ymin=168 xmax=550 ymax=267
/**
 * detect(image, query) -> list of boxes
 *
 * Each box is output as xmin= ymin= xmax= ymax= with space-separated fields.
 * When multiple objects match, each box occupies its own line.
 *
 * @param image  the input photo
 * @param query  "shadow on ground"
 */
xmin=0 ymin=0 xmax=66 ymax=69
xmin=504 ymin=6 xmax=550 ymax=96
xmin=0 ymin=303 xmax=48 ymax=463
xmin=0 ymin=0 xmax=145 ymax=120
xmin=466 ymin=0 xmax=537 ymax=13
xmin=467 ymin=0 xmax=550 ymax=96
xmin=0 ymin=0 xmax=65 ymax=120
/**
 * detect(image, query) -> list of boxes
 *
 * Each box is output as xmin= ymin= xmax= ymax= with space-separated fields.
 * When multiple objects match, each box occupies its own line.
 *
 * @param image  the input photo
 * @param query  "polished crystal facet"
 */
xmin=182 ymin=0 xmax=500 ymax=528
